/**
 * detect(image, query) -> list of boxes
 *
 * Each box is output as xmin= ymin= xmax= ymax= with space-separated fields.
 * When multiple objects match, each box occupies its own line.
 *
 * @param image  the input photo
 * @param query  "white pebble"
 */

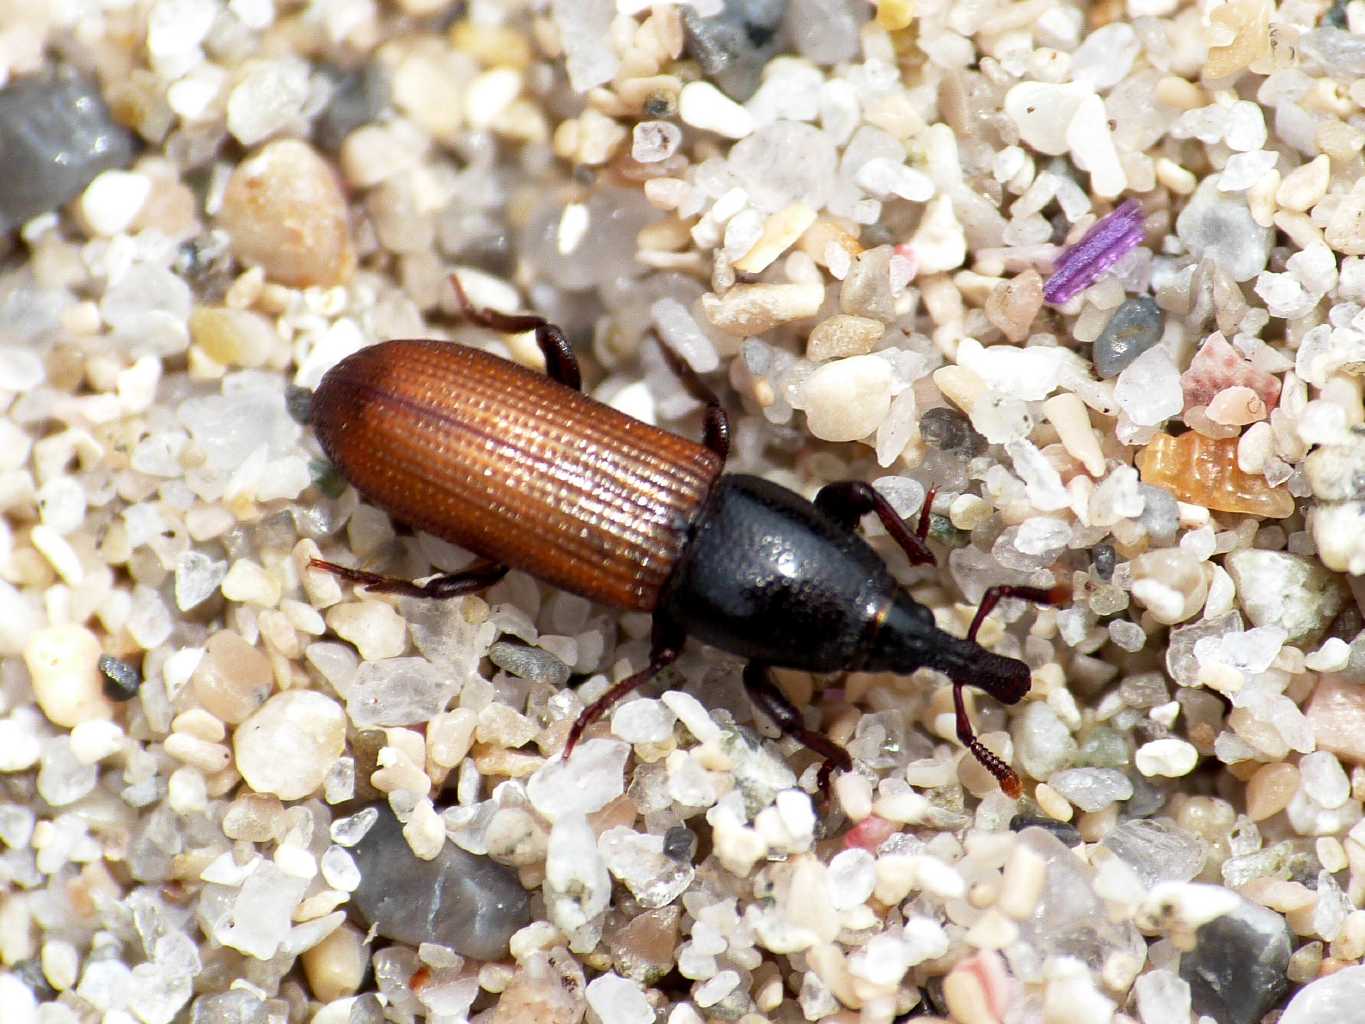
xmin=234 ymin=691 xmax=346 ymax=800
xmin=0 ymin=717 xmax=42 ymax=772
xmin=611 ymin=698 xmax=676 ymax=745
xmin=324 ymin=600 xmax=406 ymax=661
xmin=632 ymin=120 xmax=682 ymax=163
xmin=586 ymin=973 xmax=653 ymax=1024
xmin=679 ymin=81 xmax=754 ymax=139
xmin=661 ymin=691 xmax=721 ymax=744
xmin=69 ymin=720 xmax=124 ymax=764
xmin=1134 ymin=738 xmax=1199 ymax=778
xmin=800 ymin=355 xmax=894 ymax=442
xmin=79 ymin=170 xmax=151 ymax=236
xmin=827 ymin=848 xmax=876 ymax=910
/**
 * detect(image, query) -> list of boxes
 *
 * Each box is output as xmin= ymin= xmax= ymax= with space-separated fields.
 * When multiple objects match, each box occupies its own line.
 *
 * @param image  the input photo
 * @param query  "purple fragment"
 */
xmin=1042 ymin=198 xmax=1147 ymax=306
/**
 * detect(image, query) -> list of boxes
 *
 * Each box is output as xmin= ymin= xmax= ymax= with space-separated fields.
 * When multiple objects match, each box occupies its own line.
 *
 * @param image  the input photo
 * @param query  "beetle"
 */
xmin=306 ymin=277 xmax=1063 ymax=797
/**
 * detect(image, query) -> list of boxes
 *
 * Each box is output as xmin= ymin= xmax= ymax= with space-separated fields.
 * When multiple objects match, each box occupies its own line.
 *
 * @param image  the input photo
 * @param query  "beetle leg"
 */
xmin=744 ymin=662 xmax=853 ymax=794
xmin=653 ymin=336 xmax=731 ymax=461
xmin=952 ymin=681 xmax=1023 ymax=799
xmin=966 ymin=583 xmax=1070 ymax=642
xmin=308 ymin=557 xmax=508 ymax=599
xmin=449 ymin=274 xmax=582 ymax=391
xmin=814 ymin=481 xmax=936 ymax=567
xmin=564 ymin=622 xmax=684 ymax=757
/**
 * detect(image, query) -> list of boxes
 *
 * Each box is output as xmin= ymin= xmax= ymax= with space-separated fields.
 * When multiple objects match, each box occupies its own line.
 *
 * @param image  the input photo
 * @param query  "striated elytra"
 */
xmin=307 ymin=278 xmax=1064 ymax=797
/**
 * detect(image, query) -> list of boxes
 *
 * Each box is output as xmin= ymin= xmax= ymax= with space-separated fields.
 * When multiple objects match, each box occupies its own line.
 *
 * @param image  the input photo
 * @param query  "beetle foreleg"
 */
xmin=814 ymin=481 xmax=936 ymax=567
xmin=953 ymin=681 xmax=1023 ymax=799
xmin=653 ymin=335 xmax=731 ymax=461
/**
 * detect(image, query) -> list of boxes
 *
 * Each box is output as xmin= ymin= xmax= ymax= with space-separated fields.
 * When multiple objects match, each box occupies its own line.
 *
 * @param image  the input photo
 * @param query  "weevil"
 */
xmin=306 ymin=278 xmax=1062 ymax=796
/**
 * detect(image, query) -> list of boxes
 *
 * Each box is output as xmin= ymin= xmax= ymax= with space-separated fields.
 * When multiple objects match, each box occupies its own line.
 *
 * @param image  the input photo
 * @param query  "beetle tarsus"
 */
xmin=814 ymin=481 xmax=936 ymax=567
xmin=449 ymin=273 xmax=582 ymax=391
xmin=744 ymin=662 xmax=854 ymax=793
xmin=308 ymin=557 xmax=508 ymax=599
xmin=953 ymin=679 xmax=1022 ymax=798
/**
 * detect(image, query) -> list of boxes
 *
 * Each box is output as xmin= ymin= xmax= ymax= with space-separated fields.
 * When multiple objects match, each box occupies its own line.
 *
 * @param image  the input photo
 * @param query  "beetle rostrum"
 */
xmin=306 ymin=276 xmax=1064 ymax=798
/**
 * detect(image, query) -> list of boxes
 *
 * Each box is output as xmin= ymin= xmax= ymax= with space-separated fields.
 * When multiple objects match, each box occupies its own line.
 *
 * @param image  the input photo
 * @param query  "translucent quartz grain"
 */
xmin=1135 ymin=432 xmax=1295 ymax=518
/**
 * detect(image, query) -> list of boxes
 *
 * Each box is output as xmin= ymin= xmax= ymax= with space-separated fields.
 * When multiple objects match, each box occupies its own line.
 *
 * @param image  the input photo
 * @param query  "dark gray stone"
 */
xmin=682 ymin=0 xmax=787 ymax=101
xmin=1093 ymin=296 xmax=1164 ymax=378
xmin=349 ymin=803 xmax=531 ymax=960
xmin=1180 ymin=896 xmax=1292 ymax=1024
xmin=489 ymin=641 xmax=571 ymax=688
xmin=1008 ymin=815 xmax=1082 ymax=847
xmin=314 ymin=64 xmax=389 ymax=152
xmin=919 ymin=406 xmax=987 ymax=456
xmin=0 ymin=68 xmax=137 ymax=233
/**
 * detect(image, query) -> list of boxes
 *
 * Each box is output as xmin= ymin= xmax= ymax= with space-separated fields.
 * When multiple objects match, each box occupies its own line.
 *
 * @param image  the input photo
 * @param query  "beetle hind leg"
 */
xmin=564 ymin=621 xmax=684 ymax=757
xmin=308 ymin=558 xmax=508 ymax=599
xmin=449 ymin=274 xmax=582 ymax=391
xmin=744 ymin=662 xmax=852 ymax=793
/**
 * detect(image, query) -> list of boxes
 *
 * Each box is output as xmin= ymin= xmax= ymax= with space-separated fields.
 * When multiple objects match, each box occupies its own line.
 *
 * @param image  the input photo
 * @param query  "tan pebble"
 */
xmin=806 ymin=314 xmax=885 ymax=361
xmin=170 ymin=708 xmax=226 ymax=743
xmin=942 ymin=965 xmax=994 ymax=1024
xmin=477 ymin=704 xmax=537 ymax=747
xmin=217 ymin=139 xmax=355 ymax=288
xmin=1242 ymin=170 xmax=1281 ymax=228
xmin=1325 ymin=192 xmax=1365 ymax=256
xmin=234 ymin=690 xmax=346 ymax=800
xmin=193 ymin=630 xmax=274 ymax=723
xmin=403 ymin=799 xmax=446 ymax=859
xmin=734 ymin=202 xmax=818 ymax=274
xmin=1155 ymin=158 xmax=1198 ymax=196
xmin=190 ymin=306 xmax=279 ymax=369
xmin=983 ymin=270 xmax=1043 ymax=344
xmin=1034 ymin=782 xmax=1073 ymax=822
xmin=222 ymin=792 xmax=286 ymax=842
xmin=24 ymin=625 xmax=113 ymax=728
xmin=1277 ymin=155 xmax=1330 ymax=213
xmin=932 ymin=365 xmax=985 ymax=414
xmin=325 ymin=600 xmax=407 ymax=661
xmin=911 ymin=194 xmax=966 ymax=274
xmin=1307 ymin=678 xmax=1365 ymax=766
xmin=1154 ymin=76 xmax=1205 ymax=110
xmin=1206 ymin=385 xmax=1267 ymax=426
xmin=427 ymin=709 xmax=478 ymax=769
xmin=222 ymin=558 xmax=282 ymax=607
xmin=302 ymin=923 xmax=367 ymax=1002
xmin=471 ymin=743 xmax=544 ymax=778
xmin=998 ymin=843 xmax=1047 ymax=920
xmin=164 ymin=732 xmax=232 ymax=773
xmin=1042 ymin=393 xmax=1105 ymax=477
xmin=700 ymin=282 xmax=824 ymax=335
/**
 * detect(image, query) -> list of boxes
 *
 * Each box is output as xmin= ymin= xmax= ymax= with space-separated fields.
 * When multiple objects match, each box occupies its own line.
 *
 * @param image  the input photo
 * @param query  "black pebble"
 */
xmin=662 ymin=825 xmax=696 ymax=863
xmin=98 ymin=655 xmax=141 ymax=702
xmin=1091 ymin=544 xmax=1116 ymax=581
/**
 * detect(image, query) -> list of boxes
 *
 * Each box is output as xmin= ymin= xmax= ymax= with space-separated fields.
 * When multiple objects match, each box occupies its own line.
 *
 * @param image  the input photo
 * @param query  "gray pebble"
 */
xmin=1092 ymin=296 xmax=1164 ymax=378
xmin=683 ymin=0 xmax=787 ymax=101
xmin=1180 ymin=896 xmax=1291 ymax=1024
xmin=489 ymin=641 xmax=571 ymax=688
xmin=0 ymin=68 xmax=137 ymax=232
xmin=1139 ymin=484 xmax=1179 ymax=545
xmin=784 ymin=0 xmax=867 ymax=65
xmin=348 ymin=803 xmax=531 ymax=960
